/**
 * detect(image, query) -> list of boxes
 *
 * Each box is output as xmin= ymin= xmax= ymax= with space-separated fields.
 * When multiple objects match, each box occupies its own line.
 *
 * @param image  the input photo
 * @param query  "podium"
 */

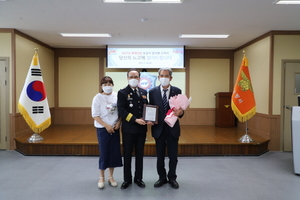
xmin=215 ymin=92 xmax=236 ymax=127
xmin=291 ymin=106 xmax=300 ymax=175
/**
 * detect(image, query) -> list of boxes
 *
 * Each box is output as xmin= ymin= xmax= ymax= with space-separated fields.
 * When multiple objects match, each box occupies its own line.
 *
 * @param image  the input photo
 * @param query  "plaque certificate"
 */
xmin=143 ymin=104 xmax=159 ymax=124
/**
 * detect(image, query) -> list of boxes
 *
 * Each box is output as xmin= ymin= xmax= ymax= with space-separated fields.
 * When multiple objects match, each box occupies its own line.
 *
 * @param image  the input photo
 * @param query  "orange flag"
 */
xmin=231 ymin=55 xmax=256 ymax=122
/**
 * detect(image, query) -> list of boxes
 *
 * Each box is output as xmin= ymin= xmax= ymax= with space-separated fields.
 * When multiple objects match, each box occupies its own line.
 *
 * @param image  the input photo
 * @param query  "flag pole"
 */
xmin=18 ymin=48 xmax=51 ymax=143
xmin=231 ymin=50 xmax=256 ymax=143
xmin=239 ymin=120 xmax=254 ymax=143
xmin=27 ymin=48 xmax=44 ymax=143
xmin=239 ymin=51 xmax=254 ymax=143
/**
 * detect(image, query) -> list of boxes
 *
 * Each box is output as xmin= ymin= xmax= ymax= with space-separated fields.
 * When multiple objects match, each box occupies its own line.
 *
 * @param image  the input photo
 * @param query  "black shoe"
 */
xmin=154 ymin=179 xmax=168 ymax=188
xmin=169 ymin=180 xmax=179 ymax=189
xmin=121 ymin=181 xmax=132 ymax=189
xmin=134 ymin=179 xmax=146 ymax=188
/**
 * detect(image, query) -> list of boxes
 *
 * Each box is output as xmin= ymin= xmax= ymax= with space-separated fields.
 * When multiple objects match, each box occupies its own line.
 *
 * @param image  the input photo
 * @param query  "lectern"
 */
xmin=215 ymin=92 xmax=236 ymax=127
xmin=291 ymin=106 xmax=300 ymax=175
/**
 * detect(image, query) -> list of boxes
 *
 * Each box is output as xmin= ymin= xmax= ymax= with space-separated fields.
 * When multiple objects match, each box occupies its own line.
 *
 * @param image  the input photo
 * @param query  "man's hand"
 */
xmin=173 ymin=108 xmax=184 ymax=117
xmin=147 ymin=121 xmax=154 ymax=126
xmin=136 ymin=118 xmax=146 ymax=125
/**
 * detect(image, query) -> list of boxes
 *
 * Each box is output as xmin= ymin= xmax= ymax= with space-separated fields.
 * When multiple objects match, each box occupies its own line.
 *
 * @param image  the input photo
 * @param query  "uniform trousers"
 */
xmin=155 ymin=123 xmax=179 ymax=181
xmin=122 ymin=131 xmax=146 ymax=182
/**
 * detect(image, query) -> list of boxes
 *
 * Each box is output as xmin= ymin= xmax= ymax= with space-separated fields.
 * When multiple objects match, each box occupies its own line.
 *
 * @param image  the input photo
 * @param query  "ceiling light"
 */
xmin=60 ymin=33 xmax=111 ymax=37
xmin=274 ymin=0 xmax=300 ymax=4
xmin=103 ymin=0 xmax=182 ymax=3
xmin=179 ymin=34 xmax=230 ymax=39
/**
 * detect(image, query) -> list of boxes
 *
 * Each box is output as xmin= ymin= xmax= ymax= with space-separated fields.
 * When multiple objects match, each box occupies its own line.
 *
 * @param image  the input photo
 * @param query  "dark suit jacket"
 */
xmin=117 ymin=85 xmax=148 ymax=134
xmin=149 ymin=85 xmax=183 ymax=139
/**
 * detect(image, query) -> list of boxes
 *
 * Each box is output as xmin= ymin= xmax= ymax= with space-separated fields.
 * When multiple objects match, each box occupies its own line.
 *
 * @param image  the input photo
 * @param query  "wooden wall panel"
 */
xmin=269 ymin=115 xmax=281 ymax=151
xmin=10 ymin=108 xmax=55 ymax=149
xmin=180 ymin=108 xmax=215 ymax=125
xmin=53 ymin=108 xmax=215 ymax=126
xmin=11 ymin=114 xmax=32 ymax=136
xmin=54 ymin=107 xmax=93 ymax=125
xmin=248 ymin=114 xmax=271 ymax=138
xmin=10 ymin=113 xmax=33 ymax=149
xmin=237 ymin=113 xmax=280 ymax=151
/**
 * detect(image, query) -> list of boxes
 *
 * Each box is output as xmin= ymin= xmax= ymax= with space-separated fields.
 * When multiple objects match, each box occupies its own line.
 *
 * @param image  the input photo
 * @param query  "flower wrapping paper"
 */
xmin=164 ymin=94 xmax=192 ymax=127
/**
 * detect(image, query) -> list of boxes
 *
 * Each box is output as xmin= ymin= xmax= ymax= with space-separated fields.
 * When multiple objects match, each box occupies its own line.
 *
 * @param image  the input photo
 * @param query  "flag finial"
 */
xmin=33 ymin=48 xmax=39 ymax=65
xmin=242 ymin=50 xmax=246 ymax=56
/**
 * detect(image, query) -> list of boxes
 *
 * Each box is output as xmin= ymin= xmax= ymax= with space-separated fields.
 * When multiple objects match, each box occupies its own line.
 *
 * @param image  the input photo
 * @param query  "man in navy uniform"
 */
xmin=149 ymin=67 xmax=184 ymax=189
xmin=117 ymin=68 xmax=148 ymax=189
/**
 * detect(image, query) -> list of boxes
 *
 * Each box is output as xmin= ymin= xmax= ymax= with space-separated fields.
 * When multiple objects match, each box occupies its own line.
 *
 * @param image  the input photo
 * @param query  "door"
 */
xmin=283 ymin=60 xmax=300 ymax=151
xmin=0 ymin=58 xmax=9 ymax=149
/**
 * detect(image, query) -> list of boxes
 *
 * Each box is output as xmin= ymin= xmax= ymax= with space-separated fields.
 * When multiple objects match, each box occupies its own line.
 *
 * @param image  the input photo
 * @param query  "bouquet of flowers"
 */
xmin=164 ymin=94 xmax=192 ymax=127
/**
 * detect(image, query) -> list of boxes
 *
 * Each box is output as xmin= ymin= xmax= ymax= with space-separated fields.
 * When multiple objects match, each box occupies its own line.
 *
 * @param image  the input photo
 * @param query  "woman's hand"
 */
xmin=105 ymin=125 xmax=115 ymax=134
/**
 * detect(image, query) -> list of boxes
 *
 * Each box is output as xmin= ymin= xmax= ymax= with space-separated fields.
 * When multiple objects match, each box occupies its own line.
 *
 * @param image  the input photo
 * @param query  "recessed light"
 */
xmin=103 ymin=0 xmax=182 ymax=3
xmin=60 ymin=33 xmax=112 ymax=37
xmin=274 ymin=0 xmax=300 ymax=4
xmin=179 ymin=34 xmax=229 ymax=39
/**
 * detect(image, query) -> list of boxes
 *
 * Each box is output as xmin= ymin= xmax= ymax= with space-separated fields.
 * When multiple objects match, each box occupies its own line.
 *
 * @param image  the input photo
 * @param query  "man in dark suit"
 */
xmin=117 ymin=68 xmax=148 ymax=189
xmin=149 ymin=67 xmax=184 ymax=189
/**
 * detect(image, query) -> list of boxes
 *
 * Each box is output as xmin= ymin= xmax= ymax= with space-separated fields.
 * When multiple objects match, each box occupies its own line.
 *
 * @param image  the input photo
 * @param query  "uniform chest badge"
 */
xmin=127 ymin=94 xmax=132 ymax=100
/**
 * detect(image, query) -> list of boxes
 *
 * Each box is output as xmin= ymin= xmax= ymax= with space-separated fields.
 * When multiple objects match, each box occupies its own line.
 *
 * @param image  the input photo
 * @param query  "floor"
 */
xmin=0 ymin=150 xmax=299 ymax=200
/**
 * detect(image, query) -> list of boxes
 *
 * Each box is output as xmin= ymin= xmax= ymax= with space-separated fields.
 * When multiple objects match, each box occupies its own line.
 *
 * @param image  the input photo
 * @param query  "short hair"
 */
xmin=158 ymin=67 xmax=172 ymax=77
xmin=100 ymin=76 xmax=114 ymax=85
xmin=127 ymin=68 xmax=140 ymax=77
xmin=100 ymin=76 xmax=114 ymax=92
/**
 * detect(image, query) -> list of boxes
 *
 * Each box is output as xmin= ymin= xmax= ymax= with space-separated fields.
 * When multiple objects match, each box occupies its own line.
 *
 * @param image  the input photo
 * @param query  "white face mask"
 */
xmin=102 ymin=86 xmax=113 ymax=94
xmin=128 ymin=79 xmax=139 ymax=88
xmin=159 ymin=77 xmax=170 ymax=87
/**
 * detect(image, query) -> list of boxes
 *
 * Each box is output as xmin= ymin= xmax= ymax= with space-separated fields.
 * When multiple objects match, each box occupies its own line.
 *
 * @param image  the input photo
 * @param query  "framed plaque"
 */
xmin=143 ymin=104 xmax=159 ymax=124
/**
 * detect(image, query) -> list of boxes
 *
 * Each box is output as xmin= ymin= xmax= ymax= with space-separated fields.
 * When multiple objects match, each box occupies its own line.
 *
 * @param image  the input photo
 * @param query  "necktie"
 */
xmin=134 ymin=89 xmax=139 ymax=98
xmin=162 ymin=89 xmax=168 ymax=112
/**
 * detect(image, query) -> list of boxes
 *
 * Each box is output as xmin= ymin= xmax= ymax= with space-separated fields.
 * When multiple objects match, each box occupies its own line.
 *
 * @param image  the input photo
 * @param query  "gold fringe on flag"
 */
xmin=18 ymin=103 xmax=51 ymax=134
xmin=231 ymin=102 xmax=256 ymax=122
xmin=231 ymin=54 xmax=256 ymax=122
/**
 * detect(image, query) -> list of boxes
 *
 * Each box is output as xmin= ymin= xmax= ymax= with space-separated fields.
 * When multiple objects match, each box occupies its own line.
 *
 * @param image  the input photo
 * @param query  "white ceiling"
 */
xmin=1 ymin=0 xmax=300 ymax=49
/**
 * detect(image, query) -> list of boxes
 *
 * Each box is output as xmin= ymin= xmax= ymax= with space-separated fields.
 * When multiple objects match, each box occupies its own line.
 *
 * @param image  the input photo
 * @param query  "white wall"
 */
xmin=58 ymin=57 xmax=99 ymax=107
xmin=189 ymin=58 xmax=230 ymax=108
